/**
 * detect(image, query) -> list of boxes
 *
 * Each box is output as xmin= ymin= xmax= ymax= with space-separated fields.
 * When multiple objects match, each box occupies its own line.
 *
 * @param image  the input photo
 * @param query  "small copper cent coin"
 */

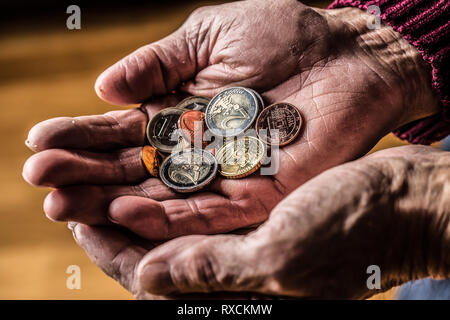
xmin=160 ymin=148 xmax=218 ymax=193
xmin=146 ymin=107 xmax=185 ymax=154
xmin=255 ymin=103 xmax=302 ymax=146
xmin=141 ymin=145 xmax=161 ymax=177
xmin=178 ymin=110 xmax=207 ymax=148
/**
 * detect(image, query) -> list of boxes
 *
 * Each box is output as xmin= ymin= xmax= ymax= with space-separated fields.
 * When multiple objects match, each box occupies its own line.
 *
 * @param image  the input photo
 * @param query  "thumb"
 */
xmin=95 ymin=28 xmax=195 ymax=106
xmin=136 ymin=235 xmax=268 ymax=295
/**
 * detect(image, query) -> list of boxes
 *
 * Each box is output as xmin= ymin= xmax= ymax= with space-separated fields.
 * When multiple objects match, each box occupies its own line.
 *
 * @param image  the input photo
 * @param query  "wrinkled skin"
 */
xmin=70 ymin=145 xmax=450 ymax=299
xmin=23 ymin=0 xmax=439 ymax=240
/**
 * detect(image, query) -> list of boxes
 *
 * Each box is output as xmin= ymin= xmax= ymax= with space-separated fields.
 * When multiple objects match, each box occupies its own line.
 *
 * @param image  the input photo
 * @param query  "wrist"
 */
xmin=393 ymin=150 xmax=450 ymax=280
xmin=322 ymin=7 xmax=441 ymax=129
xmin=248 ymin=146 xmax=449 ymax=298
xmin=367 ymin=147 xmax=450 ymax=281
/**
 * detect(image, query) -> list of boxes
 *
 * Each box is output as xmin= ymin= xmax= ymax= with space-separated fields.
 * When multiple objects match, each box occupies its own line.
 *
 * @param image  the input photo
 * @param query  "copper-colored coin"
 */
xmin=178 ymin=110 xmax=207 ymax=148
xmin=141 ymin=145 xmax=161 ymax=177
xmin=255 ymin=103 xmax=302 ymax=146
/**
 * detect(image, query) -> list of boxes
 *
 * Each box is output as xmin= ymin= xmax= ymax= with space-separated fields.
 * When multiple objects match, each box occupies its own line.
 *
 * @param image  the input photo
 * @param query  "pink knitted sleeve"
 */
xmin=329 ymin=0 xmax=449 ymax=144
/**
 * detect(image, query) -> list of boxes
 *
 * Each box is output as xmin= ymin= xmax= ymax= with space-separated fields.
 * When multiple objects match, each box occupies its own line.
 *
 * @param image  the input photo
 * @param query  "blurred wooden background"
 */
xmin=0 ymin=0 xmax=424 ymax=299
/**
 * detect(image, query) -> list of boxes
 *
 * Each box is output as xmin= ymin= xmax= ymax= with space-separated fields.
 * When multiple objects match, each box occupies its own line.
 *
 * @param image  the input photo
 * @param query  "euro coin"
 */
xmin=146 ymin=107 xmax=185 ymax=154
xmin=178 ymin=110 xmax=207 ymax=148
xmin=215 ymin=136 xmax=265 ymax=179
xmin=205 ymin=87 xmax=259 ymax=137
xmin=160 ymin=148 xmax=218 ymax=193
xmin=176 ymin=96 xmax=210 ymax=112
xmin=255 ymin=102 xmax=302 ymax=146
xmin=249 ymin=88 xmax=265 ymax=109
xmin=141 ymin=145 xmax=161 ymax=177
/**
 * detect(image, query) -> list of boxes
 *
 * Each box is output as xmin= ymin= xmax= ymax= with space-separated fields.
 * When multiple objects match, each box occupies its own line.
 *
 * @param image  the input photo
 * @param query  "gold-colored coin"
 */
xmin=176 ymin=96 xmax=210 ymax=113
xmin=215 ymin=136 xmax=265 ymax=179
xmin=141 ymin=145 xmax=161 ymax=177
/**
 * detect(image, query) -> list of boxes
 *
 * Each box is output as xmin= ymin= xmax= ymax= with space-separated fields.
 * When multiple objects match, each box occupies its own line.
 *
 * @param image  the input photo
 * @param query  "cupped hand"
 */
xmin=23 ymin=0 xmax=439 ymax=239
xmin=70 ymin=145 xmax=450 ymax=299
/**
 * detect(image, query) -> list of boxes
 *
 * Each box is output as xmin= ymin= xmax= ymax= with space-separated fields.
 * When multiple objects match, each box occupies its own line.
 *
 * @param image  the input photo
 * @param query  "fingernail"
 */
xmin=139 ymin=262 xmax=174 ymax=295
xmin=107 ymin=199 xmax=122 ymax=224
xmin=67 ymin=221 xmax=78 ymax=231
xmin=25 ymin=139 xmax=39 ymax=151
xmin=107 ymin=214 xmax=120 ymax=225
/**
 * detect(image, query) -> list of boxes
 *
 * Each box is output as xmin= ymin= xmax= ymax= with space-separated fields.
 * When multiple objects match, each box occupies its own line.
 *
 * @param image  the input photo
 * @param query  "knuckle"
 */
xmin=189 ymin=6 xmax=211 ymax=19
xmin=172 ymin=243 xmax=224 ymax=292
xmin=110 ymin=59 xmax=136 ymax=98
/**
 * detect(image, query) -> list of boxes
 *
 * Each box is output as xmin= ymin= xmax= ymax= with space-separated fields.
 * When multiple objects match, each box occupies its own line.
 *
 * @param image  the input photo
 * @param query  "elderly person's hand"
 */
xmin=23 ymin=0 xmax=439 ymax=239
xmin=70 ymin=145 xmax=450 ymax=299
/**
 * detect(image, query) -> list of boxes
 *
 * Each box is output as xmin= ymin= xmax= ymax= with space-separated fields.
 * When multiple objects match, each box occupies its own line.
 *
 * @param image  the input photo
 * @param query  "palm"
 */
xmin=170 ymin=0 xmax=404 ymax=191
xmin=24 ymin=0 xmax=405 ymax=240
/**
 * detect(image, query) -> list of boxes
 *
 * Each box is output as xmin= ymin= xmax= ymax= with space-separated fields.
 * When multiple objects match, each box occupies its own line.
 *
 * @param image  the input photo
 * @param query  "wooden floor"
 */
xmin=0 ymin=1 xmax=421 ymax=299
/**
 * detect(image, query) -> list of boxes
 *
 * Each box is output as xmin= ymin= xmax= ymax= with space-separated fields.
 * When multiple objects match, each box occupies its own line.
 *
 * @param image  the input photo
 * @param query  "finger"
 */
xmin=23 ymin=147 xmax=147 ymax=187
xmin=95 ymin=28 xmax=196 ymax=105
xmin=26 ymin=109 xmax=147 ymax=152
xmin=180 ymin=65 xmax=259 ymax=98
xmin=43 ymin=179 xmax=181 ymax=225
xmin=71 ymin=223 xmax=149 ymax=295
xmin=26 ymin=100 xmax=166 ymax=153
xmin=72 ymin=225 xmax=265 ymax=299
xmin=136 ymin=234 xmax=262 ymax=295
xmin=108 ymin=189 xmax=267 ymax=240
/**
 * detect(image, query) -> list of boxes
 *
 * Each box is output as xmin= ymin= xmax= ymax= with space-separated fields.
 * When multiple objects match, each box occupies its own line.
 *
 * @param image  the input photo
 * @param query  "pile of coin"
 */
xmin=142 ymin=87 xmax=303 ymax=192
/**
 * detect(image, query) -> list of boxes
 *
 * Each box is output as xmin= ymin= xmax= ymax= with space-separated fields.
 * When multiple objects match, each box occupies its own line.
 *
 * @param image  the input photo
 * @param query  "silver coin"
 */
xmin=249 ymin=88 xmax=265 ymax=109
xmin=205 ymin=87 xmax=259 ymax=137
xmin=159 ymin=148 xmax=218 ymax=193
xmin=176 ymin=96 xmax=210 ymax=113
xmin=146 ymin=107 xmax=186 ymax=154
